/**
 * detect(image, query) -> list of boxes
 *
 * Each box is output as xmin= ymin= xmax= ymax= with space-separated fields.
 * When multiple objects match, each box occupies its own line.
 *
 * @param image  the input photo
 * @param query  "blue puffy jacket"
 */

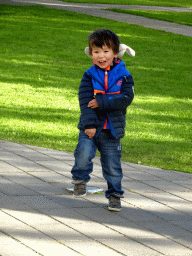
xmin=77 ymin=59 xmax=134 ymax=139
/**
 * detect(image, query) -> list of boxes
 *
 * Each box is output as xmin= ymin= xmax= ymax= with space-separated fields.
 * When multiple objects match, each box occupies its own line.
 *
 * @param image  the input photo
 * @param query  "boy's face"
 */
xmin=91 ymin=44 xmax=118 ymax=70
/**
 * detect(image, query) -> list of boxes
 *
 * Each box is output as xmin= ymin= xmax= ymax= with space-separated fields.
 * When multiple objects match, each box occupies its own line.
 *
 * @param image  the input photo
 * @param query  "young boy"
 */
xmin=71 ymin=29 xmax=134 ymax=211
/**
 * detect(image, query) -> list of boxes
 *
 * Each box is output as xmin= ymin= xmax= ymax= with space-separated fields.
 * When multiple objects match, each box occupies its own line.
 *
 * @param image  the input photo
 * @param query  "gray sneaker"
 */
xmin=108 ymin=195 xmax=122 ymax=212
xmin=73 ymin=181 xmax=86 ymax=198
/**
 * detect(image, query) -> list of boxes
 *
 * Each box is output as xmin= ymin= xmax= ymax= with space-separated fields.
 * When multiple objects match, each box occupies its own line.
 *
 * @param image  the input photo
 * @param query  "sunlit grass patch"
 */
xmin=108 ymin=9 xmax=192 ymax=26
xmin=123 ymin=97 xmax=191 ymax=172
xmin=59 ymin=0 xmax=192 ymax=8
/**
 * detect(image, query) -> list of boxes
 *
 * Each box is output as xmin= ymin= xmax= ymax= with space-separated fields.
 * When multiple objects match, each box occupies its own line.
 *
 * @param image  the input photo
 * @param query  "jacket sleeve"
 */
xmin=79 ymin=72 xmax=98 ymax=130
xmin=95 ymin=74 xmax=134 ymax=111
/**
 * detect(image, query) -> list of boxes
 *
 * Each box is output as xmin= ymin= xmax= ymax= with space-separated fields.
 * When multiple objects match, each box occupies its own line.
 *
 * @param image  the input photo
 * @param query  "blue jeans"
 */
xmin=71 ymin=130 xmax=124 ymax=198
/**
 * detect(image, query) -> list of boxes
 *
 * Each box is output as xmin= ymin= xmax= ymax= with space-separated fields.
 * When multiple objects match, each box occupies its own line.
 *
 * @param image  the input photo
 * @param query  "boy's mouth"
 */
xmin=99 ymin=61 xmax=106 ymax=65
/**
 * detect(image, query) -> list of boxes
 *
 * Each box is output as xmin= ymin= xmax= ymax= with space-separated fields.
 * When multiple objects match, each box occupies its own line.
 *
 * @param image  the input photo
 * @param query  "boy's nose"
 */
xmin=98 ymin=51 xmax=104 ymax=58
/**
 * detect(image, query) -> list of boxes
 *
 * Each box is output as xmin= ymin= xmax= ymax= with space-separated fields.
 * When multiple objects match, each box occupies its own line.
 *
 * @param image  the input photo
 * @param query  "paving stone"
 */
xmin=36 ymin=160 xmax=72 ymax=173
xmin=145 ymin=192 xmax=190 ymax=204
xmin=91 ymin=169 xmax=104 ymax=180
xmin=47 ymin=194 xmax=98 ymax=208
xmin=0 ymin=142 xmax=51 ymax=161
xmin=174 ymin=192 xmax=192 ymax=202
xmin=0 ymin=171 xmax=46 ymax=185
xmin=63 ymin=240 xmax=121 ymax=256
xmin=44 ymin=151 xmax=73 ymax=161
xmin=123 ymin=169 xmax=159 ymax=181
xmin=15 ymin=149 xmax=52 ymax=161
xmin=133 ymin=236 xmax=192 ymax=255
xmin=0 ymin=210 xmax=30 ymax=228
xmin=25 ymin=144 xmax=73 ymax=156
xmin=75 ymin=204 xmax=160 ymax=226
xmin=124 ymin=197 xmax=164 ymax=209
xmin=141 ymin=220 xmax=192 ymax=242
xmin=50 ymin=179 xmax=75 ymax=194
xmin=141 ymin=202 xmax=192 ymax=217
xmin=75 ymin=206 xmax=128 ymax=224
xmin=0 ymin=141 xmax=25 ymax=151
xmin=18 ymin=195 xmax=64 ymax=209
xmin=0 ymin=160 xmax=23 ymax=173
xmin=44 ymin=151 xmax=75 ymax=162
xmin=35 ymin=220 xmax=157 ymax=256
xmin=168 ymin=204 xmax=192 ymax=217
xmin=27 ymin=170 xmax=71 ymax=184
xmin=108 ymin=220 xmax=163 ymax=239
xmin=164 ymin=223 xmax=192 ymax=249
xmin=0 ymin=151 xmax=25 ymax=162
xmin=0 ymin=176 xmax=14 ymax=184
xmin=48 ymin=208 xmax=160 ymax=256
xmin=63 ymin=220 xmax=159 ymax=256
xmin=92 ymin=157 xmax=101 ymax=166
xmin=145 ymin=192 xmax=192 ymax=216
xmin=122 ymin=179 xmax=160 ymax=193
xmin=171 ymin=220 xmax=192 ymax=233
xmin=36 ymin=223 xmax=124 ymax=256
xmin=27 ymin=183 xmax=64 ymax=195
xmin=117 ymin=204 xmax=162 ymax=222
xmin=23 ymin=144 xmax=57 ymax=152
xmin=40 ymin=208 xmax=91 ymax=224
xmin=35 ymin=222 xmax=91 ymax=241
xmin=4 ymin=208 xmax=60 ymax=227
xmin=0 ymin=210 xmax=81 ymax=255
xmin=0 ymin=195 xmax=34 ymax=210
xmin=0 ymin=231 xmax=39 ymax=256
xmin=143 ymin=179 xmax=190 ymax=192
xmin=2 ymin=221 xmax=80 ymax=256
xmin=97 ymin=237 xmax=162 ymax=256
xmin=140 ymin=222 xmax=192 ymax=254
xmin=0 ymin=177 xmax=38 ymax=196
xmin=173 ymin=180 xmax=192 ymax=190
xmin=145 ymin=207 xmax=192 ymax=222
xmin=121 ymin=162 xmax=139 ymax=172
xmin=70 ymin=221 xmax=124 ymax=240
xmin=2 ymin=157 xmax=49 ymax=173
xmin=136 ymin=166 xmax=192 ymax=182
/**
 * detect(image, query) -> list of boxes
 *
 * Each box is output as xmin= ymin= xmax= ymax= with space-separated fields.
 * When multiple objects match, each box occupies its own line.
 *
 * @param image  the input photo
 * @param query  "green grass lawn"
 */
xmin=108 ymin=9 xmax=192 ymax=26
xmin=59 ymin=0 xmax=192 ymax=8
xmin=0 ymin=5 xmax=191 ymax=173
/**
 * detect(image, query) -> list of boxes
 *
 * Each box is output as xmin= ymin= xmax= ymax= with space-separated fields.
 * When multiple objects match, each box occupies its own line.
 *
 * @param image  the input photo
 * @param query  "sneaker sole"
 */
xmin=73 ymin=192 xmax=87 ymax=198
xmin=108 ymin=206 xmax=122 ymax=212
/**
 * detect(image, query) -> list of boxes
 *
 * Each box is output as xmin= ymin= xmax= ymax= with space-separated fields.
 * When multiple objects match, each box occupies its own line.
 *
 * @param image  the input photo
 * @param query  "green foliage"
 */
xmin=109 ymin=9 xmax=192 ymax=26
xmin=0 ymin=5 xmax=191 ymax=173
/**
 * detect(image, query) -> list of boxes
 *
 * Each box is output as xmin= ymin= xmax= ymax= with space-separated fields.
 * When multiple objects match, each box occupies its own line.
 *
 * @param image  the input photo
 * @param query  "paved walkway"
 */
xmin=1 ymin=1 xmax=192 ymax=255
xmin=1 ymin=0 xmax=192 ymax=36
xmin=0 ymin=140 xmax=192 ymax=256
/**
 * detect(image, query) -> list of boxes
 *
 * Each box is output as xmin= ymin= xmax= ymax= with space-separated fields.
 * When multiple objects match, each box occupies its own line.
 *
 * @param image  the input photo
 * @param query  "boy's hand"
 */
xmin=85 ymin=128 xmax=96 ymax=139
xmin=87 ymin=98 xmax=99 ymax=109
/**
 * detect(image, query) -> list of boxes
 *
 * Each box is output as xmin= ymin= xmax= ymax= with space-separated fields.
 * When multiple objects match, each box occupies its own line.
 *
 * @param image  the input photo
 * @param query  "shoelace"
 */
xmin=75 ymin=183 xmax=86 ymax=191
xmin=110 ymin=196 xmax=120 ymax=206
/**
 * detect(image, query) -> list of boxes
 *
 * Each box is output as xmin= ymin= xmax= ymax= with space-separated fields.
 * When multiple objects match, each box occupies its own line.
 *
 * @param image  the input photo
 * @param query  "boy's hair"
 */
xmin=88 ymin=29 xmax=120 ymax=55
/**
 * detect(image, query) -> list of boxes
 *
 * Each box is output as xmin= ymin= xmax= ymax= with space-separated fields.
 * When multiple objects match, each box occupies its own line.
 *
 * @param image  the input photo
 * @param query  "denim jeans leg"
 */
xmin=98 ymin=132 xmax=124 ymax=199
xmin=71 ymin=131 xmax=97 ymax=183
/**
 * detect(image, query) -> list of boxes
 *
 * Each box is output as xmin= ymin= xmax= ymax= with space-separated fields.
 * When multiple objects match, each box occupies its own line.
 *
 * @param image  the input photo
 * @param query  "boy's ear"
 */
xmin=85 ymin=44 xmax=135 ymax=58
